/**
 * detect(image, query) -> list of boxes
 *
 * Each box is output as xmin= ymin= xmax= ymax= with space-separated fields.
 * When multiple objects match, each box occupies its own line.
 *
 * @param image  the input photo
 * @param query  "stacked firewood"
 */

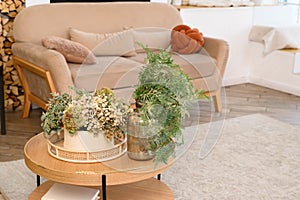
xmin=0 ymin=0 xmax=25 ymax=111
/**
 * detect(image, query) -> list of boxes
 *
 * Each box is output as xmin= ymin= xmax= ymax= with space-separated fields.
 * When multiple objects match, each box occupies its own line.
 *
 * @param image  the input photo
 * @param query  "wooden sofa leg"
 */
xmin=22 ymin=96 xmax=31 ymax=119
xmin=212 ymin=90 xmax=222 ymax=112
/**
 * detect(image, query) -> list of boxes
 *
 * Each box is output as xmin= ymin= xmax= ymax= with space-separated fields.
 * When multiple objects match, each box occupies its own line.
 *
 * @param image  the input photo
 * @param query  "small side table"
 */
xmin=24 ymin=133 xmax=174 ymax=200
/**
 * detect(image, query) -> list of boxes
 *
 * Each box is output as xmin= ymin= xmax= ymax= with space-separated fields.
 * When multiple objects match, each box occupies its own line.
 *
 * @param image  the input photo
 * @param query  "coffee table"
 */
xmin=24 ymin=133 xmax=174 ymax=200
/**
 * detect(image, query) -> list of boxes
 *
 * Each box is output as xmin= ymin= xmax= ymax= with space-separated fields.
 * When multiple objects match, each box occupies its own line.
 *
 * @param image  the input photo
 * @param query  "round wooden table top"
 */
xmin=24 ymin=133 xmax=172 ymax=186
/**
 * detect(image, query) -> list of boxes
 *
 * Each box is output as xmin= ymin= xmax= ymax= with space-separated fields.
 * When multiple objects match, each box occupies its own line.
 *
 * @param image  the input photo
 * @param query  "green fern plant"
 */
xmin=133 ymin=44 xmax=204 ymax=164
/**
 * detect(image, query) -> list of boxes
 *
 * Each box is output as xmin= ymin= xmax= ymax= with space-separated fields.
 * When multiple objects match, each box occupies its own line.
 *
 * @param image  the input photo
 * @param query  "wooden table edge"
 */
xmin=29 ymin=178 xmax=174 ymax=200
xmin=24 ymin=133 xmax=173 ymax=186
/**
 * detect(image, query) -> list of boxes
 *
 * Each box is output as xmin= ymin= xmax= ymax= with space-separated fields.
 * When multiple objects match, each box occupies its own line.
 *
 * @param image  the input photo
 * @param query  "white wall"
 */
xmin=248 ymin=43 xmax=300 ymax=95
xmin=249 ymin=5 xmax=300 ymax=95
xmin=181 ymin=7 xmax=253 ymax=86
xmin=26 ymin=0 xmax=50 ymax=7
xmin=252 ymin=5 xmax=298 ymax=25
xmin=181 ymin=5 xmax=300 ymax=96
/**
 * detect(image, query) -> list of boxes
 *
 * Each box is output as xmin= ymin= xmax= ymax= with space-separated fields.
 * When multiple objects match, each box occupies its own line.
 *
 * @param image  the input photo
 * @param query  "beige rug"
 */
xmin=164 ymin=113 xmax=300 ymax=199
xmin=0 ymin=159 xmax=36 ymax=200
xmin=0 ymin=114 xmax=299 ymax=199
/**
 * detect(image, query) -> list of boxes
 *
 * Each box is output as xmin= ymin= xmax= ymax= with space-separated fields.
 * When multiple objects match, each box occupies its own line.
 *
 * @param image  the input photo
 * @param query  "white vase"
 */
xmin=64 ymin=130 xmax=114 ymax=152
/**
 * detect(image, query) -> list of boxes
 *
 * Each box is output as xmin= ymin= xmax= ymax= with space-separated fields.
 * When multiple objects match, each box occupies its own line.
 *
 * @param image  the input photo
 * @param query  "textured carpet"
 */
xmin=164 ymin=114 xmax=300 ymax=199
xmin=0 ymin=114 xmax=299 ymax=199
xmin=0 ymin=159 xmax=36 ymax=200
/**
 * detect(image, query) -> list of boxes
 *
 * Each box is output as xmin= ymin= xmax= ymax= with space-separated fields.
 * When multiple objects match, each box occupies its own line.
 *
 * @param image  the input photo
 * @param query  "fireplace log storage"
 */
xmin=1 ymin=0 xmax=25 ymax=114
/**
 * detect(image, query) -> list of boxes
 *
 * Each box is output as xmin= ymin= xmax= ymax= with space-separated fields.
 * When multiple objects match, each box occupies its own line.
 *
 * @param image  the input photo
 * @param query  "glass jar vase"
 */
xmin=127 ymin=113 xmax=159 ymax=161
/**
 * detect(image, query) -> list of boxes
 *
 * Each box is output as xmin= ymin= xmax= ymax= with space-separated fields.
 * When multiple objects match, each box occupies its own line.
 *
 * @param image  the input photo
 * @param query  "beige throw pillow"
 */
xmin=69 ymin=28 xmax=136 ymax=57
xmin=41 ymin=36 xmax=97 ymax=64
xmin=132 ymin=27 xmax=172 ymax=52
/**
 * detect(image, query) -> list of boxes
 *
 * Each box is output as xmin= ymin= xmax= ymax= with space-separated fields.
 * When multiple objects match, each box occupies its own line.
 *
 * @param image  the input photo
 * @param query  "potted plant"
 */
xmin=127 ymin=45 xmax=205 ymax=164
xmin=41 ymin=87 xmax=132 ymax=152
xmin=41 ymin=45 xmax=204 ymax=164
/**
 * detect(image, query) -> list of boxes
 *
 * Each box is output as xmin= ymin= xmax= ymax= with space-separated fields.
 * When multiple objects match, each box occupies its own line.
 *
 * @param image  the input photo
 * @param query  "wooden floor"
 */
xmin=0 ymin=83 xmax=299 ymax=162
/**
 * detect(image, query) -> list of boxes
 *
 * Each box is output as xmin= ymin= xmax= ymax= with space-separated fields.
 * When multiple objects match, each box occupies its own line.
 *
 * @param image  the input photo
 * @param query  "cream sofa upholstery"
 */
xmin=12 ymin=2 xmax=229 ymax=118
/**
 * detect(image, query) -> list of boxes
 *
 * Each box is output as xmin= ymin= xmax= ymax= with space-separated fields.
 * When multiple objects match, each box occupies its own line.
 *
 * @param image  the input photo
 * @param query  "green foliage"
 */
xmin=133 ymin=45 xmax=201 ymax=164
xmin=41 ymin=93 xmax=72 ymax=136
xmin=139 ymin=42 xmax=179 ymax=69
xmin=134 ymin=83 xmax=182 ymax=135
xmin=41 ymin=87 xmax=132 ymax=142
xmin=139 ymin=63 xmax=195 ymax=114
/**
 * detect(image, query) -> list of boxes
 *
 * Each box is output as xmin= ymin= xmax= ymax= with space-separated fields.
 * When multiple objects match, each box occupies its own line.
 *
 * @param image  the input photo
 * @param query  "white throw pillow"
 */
xmin=262 ymin=26 xmax=300 ymax=54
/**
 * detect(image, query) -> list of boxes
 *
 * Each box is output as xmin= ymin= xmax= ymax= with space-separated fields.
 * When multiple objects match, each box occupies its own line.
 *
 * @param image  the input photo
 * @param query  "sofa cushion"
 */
xmin=41 ymin=36 xmax=97 ymax=64
xmin=172 ymin=53 xmax=216 ymax=78
xmin=69 ymin=28 xmax=136 ymax=57
xmin=132 ymin=27 xmax=172 ymax=52
xmin=128 ymin=52 xmax=216 ymax=78
xmin=68 ymin=56 xmax=143 ymax=100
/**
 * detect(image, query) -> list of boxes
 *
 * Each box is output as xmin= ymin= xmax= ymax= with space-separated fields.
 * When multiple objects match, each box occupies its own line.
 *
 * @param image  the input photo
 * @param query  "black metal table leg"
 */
xmin=36 ymin=175 xmax=40 ymax=187
xmin=157 ymin=174 xmax=161 ymax=180
xmin=102 ymin=174 xmax=106 ymax=200
xmin=0 ymin=65 xmax=6 ymax=135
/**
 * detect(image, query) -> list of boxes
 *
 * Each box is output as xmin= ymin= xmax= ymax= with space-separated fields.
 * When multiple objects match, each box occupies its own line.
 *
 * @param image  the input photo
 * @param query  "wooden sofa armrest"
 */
xmin=13 ymin=56 xmax=57 ymax=118
xmin=12 ymin=43 xmax=74 ymax=93
xmin=203 ymin=37 xmax=229 ymax=78
xmin=201 ymin=37 xmax=229 ymax=112
xmin=12 ymin=42 xmax=76 ymax=118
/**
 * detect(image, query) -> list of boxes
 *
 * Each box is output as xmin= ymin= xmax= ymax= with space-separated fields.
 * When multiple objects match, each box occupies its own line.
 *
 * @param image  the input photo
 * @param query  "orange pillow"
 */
xmin=171 ymin=25 xmax=205 ymax=54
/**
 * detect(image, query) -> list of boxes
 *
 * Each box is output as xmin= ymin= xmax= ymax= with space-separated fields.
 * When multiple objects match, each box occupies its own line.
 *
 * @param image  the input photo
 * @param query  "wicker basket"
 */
xmin=46 ymin=132 xmax=127 ymax=163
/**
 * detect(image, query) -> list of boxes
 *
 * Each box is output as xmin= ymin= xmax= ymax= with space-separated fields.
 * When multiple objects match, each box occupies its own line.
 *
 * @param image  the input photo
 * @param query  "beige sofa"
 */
xmin=12 ymin=2 xmax=229 ymax=118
